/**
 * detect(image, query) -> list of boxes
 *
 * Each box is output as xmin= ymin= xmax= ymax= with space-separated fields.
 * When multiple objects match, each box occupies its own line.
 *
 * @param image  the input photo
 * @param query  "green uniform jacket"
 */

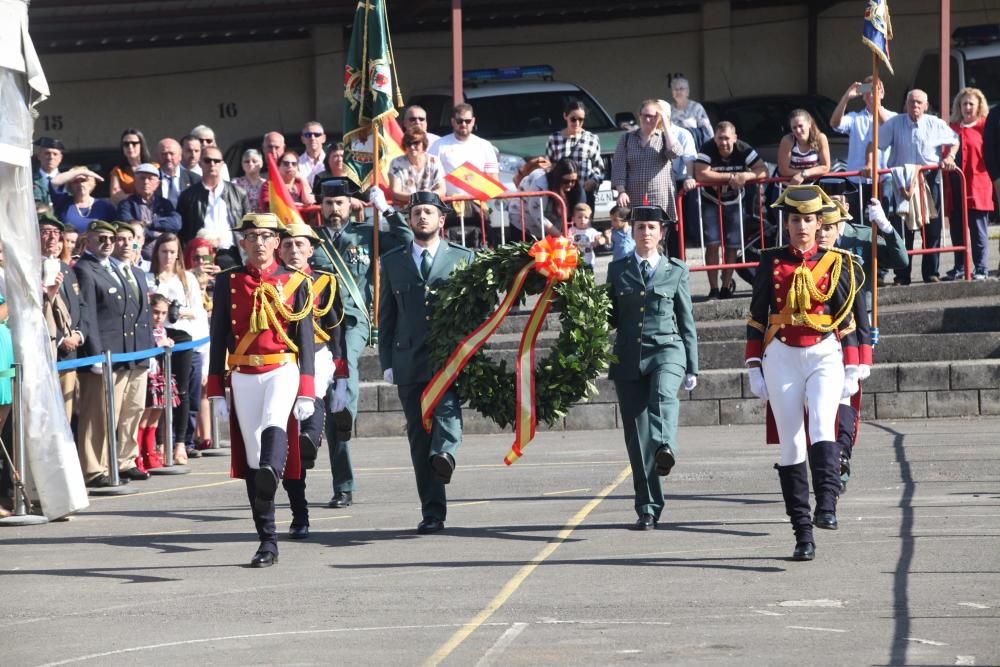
xmin=606 ymin=254 xmax=699 ymax=380
xmin=835 ymin=221 xmax=908 ymax=313
xmin=378 ymin=240 xmax=476 ymax=385
xmin=313 ymin=210 xmax=412 ymax=327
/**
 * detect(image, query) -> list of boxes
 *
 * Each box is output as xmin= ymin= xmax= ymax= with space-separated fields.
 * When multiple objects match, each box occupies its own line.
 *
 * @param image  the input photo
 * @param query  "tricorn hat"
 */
xmin=320 ymin=178 xmax=357 ymax=199
xmin=279 ymin=222 xmax=320 ymax=245
xmin=405 ymin=191 xmax=453 ymax=214
xmin=628 ymin=205 xmax=668 ymax=224
xmin=234 ymin=212 xmax=283 ymax=232
xmin=770 ymin=185 xmax=833 ymax=215
xmin=820 ymin=201 xmax=853 ymax=225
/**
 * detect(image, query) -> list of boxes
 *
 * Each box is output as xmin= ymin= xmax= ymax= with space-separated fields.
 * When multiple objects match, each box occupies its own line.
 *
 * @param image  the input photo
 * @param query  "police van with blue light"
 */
xmin=408 ymin=65 xmax=628 ymax=227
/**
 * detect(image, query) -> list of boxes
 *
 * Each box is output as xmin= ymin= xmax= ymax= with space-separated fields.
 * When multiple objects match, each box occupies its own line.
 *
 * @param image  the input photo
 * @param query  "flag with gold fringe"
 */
xmin=343 ymin=0 xmax=404 ymax=190
xmin=862 ymin=0 xmax=894 ymax=75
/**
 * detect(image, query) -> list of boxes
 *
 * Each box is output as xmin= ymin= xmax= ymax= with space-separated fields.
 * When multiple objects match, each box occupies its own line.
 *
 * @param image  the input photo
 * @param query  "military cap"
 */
xmin=34 ymin=136 xmax=65 ymax=152
xmin=405 ymin=191 xmax=453 ymax=214
xmin=320 ymin=178 xmax=357 ymax=199
xmin=113 ymin=220 xmax=138 ymax=235
xmin=234 ymin=212 xmax=283 ymax=232
xmin=279 ymin=222 xmax=320 ymax=245
xmin=87 ymin=219 xmax=117 ymax=234
xmin=38 ymin=211 xmax=64 ymax=231
xmin=820 ymin=202 xmax=852 ymax=226
xmin=770 ymin=184 xmax=832 ymax=215
xmin=629 ymin=205 xmax=669 ymax=224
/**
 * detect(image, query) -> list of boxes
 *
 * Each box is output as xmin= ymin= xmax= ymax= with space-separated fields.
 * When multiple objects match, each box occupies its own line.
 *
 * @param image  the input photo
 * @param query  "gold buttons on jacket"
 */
xmin=780 ymin=336 xmax=787 ymax=342
xmin=776 ymin=297 xmax=782 ymax=302
xmin=232 ymin=304 xmax=237 ymax=309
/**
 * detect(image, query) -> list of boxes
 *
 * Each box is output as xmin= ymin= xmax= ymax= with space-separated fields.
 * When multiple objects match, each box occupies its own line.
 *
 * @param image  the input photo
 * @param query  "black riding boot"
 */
xmin=776 ymin=462 xmax=815 ymax=561
xmin=254 ymin=426 xmax=288 ymax=514
xmin=245 ymin=477 xmax=278 ymax=566
xmin=808 ymin=440 xmax=841 ymax=530
xmin=283 ymin=470 xmax=309 ymax=536
xmin=298 ymin=398 xmax=325 ymax=470
xmin=835 ymin=403 xmax=857 ymax=492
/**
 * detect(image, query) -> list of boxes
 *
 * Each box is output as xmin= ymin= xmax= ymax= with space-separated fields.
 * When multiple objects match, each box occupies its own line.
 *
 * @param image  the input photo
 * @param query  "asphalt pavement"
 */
xmin=2 ymin=417 xmax=998 ymax=666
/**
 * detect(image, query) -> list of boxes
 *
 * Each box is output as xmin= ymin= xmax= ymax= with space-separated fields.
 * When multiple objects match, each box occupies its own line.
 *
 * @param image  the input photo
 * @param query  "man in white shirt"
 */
xmin=428 ymin=103 xmax=500 ymax=246
xmin=190 ymin=125 xmax=231 ymax=181
xmin=177 ymin=146 xmax=252 ymax=268
xmin=298 ymin=121 xmax=327 ymax=181
xmin=180 ymin=135 xmax=202 ymax=176
xmin=403 ymin=105 xmax=441 ymax=148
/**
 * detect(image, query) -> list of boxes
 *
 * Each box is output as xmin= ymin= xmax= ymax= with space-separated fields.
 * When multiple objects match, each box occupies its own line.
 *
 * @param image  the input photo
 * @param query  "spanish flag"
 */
xmin=266 ymin=152 xmax=303 ymax=227
xmin=445 ymin=161 xmax=507 ymax=201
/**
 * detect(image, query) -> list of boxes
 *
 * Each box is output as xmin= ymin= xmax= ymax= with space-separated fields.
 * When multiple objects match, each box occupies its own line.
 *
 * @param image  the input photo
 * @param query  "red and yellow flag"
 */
xmin=445 ymin=161 xmax=507 ymax=201
xmin=266 ymin=152 xmax=303 ymax=227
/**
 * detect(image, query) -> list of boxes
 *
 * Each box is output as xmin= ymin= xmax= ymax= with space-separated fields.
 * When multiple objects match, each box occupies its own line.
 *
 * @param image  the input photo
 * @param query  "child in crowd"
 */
xmin=608 ymin=205 xmax=635 ymax=260
xmin=137 ymin=294 xmax=178 ymax=470
xmin=570 ymin=203 xmax=603 ymax=268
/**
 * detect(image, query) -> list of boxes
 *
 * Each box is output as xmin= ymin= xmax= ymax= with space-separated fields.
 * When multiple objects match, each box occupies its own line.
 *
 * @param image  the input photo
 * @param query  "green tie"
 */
xmin=119 ymin=265 xmax=140 ymax=301
xmin=640 ymin=259 xmax=651 ymax=284
xmin=420 ymin=249 xmax=432 ymax=281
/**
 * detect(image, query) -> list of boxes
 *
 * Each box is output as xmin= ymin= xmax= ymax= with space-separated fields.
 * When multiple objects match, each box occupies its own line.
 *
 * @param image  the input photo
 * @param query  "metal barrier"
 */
xmin=444 ymin=190 xmax=570 ymax=247
xmin=54 ymin=336 xmax=213 ymax=492
xmin=674 ymin=166 xmax=972 ymax=280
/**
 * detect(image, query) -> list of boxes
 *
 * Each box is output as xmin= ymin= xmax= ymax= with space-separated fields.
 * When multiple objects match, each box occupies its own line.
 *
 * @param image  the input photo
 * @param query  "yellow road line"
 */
xmin=423 ymin=464 xmax=632 ymax=667
xmin=542 ymin=488 xmax=590 ymax=496
xmin=275 ymin=515 xmax=352 ymax=526
xmin=449 ymin=501 xmax=490 ymax=508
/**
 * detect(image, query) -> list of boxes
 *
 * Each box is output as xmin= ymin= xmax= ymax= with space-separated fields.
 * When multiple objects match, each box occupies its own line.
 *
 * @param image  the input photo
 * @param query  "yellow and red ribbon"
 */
xmin=419 ymin=237 xmax=578 ymax=465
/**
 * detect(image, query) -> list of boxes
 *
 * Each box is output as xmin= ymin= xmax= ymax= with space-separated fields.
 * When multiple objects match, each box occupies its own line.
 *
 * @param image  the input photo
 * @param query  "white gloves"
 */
xmin=331 ymin=379 xmax=350 ymax=413
xmin=383 ymin=368 xmax=394 ymax=384
xmin=211 ymin=397 xmax=229 ymax=422
xmin=368 ymin=187 xmax=391 ymax=214
xmin=293 ymin=396 xmax=315 ymax=421
xmin=867 ymin=199 xmax=894 ymax=234
xmin=842 ymin=365 xmax=862 ymax=399
xmin=682 ymin=374 xmax=697 ymax=391
xmin=748 ymin=366 xmax=769 ymax=401
xmin=858 ymin=364 xmax=872 ymax=381
xmin=90 ymin=363 xmax=104 ymax=375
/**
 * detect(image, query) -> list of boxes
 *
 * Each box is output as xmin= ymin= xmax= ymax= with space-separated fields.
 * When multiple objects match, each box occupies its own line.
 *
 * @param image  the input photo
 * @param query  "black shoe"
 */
xmin=333 ymin=409 xmax=354 ymax=442
xmin=250 ymin=551 xmax=278 ymax=568
xmin=813 ymin=511 xmax=838 ymax=530
xmin=707 ymin=287 xmax=720 ymax=299
xmin=186 ymin=447 xmax=202 ymax=459
xmin=85 ymin=474 xmax=116 ymax=488
xmin=288 ymin=524 xmax=310 ymax=540
xmin=654 ymin=446 xmax=675 ymax=477
xmin=120 ymin=467 xmax=150 ymax=481
xmin=719 ymin=280 xmax=736 ymax=299
xmin=253 ymin=465 xmax=280 ymax=514
xmin=632 ymin=514 xmax=657 ymax=531
xmin=327 ymin=491 xmax=353 ymax=508
xmin=792 ymin=541 xmax=816 ymax=561
xmin=299 ymin=434 xmax=318 ymax=471
xmin=417 ymin=517 xmax=445 ymax=534
xmin=430 ymin=453 xmax=455 ymax=484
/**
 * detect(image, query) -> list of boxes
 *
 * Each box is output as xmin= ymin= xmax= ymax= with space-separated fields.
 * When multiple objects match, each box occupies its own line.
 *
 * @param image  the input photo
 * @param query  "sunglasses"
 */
xmin=640 ymin=114 xmax=658 ymax=121
xmin=453 ymin=118 xmax=474 ymax=125
xmin=201 ymin=157 xmax=224 ymax=165
xmin=406 ymin=116 xmax=426 ymax=122
xmin=121 ymin=140 xmax=141 ymax=147
xmin=404 ymin=142 xmax=422 ymax=148
xmin=562 ymin=178 xmax=578 ymax=185
xmin=193 ymin=253 xmax=214 ymax=261
xmin=96 ymin=234 xmax=115 ymax=243
xmin=280 ymin=160 xmax=298 ymax=167
xmin=243 ymin=232 xmax=277 ymax=243
xmin=302 ymin=131 xmax=324 ymax=138
xmin=567 ymin=116 xmax=585 ymax=123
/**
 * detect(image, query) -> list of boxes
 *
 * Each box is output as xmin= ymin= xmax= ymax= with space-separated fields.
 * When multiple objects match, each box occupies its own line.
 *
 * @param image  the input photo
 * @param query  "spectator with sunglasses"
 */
xmin=298 ymin=122 xmax=327 ymax=182
xmin=259 ymin=150 xmax=316 ymax=212
xmin=389 ymin=128 xmax=446 ymax=207
xmin=402 ymin=105 xmax=441 ymax=148
xmin=190 ymin=125 xmax=231 ymax=181
xmin=508 ymin=157 xmax=585 ymax=240
xmin=545 ymin=100 xmax=605 ymax=210
xmin=177 ymin=145 xmax=252 ymax=269
xmin=109 ymin=128 xmax=155 ymax=205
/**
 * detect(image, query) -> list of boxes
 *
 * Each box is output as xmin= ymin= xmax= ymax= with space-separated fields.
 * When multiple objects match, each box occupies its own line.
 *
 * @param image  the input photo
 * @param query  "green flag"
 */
xmin=343 ymin=0 xmax=404 ymax=190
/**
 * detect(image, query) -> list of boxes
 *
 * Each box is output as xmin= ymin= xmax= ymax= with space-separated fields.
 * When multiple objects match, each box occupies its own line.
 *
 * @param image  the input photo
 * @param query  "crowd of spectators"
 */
xmin=3 ymin=79 xmax=997 ymax=507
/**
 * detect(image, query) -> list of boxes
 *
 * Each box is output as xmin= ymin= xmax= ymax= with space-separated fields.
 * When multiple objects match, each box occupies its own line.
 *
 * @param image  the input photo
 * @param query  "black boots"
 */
xmin=245 ymin=476 xmax=278 ymax=567
xmin=298 ymin=398 xmax=325 ymax=470
xmin=776 ymin=462 xmax=815 ymax=561
xmin=808 ymin=440 xmax=841 ymax=530
xmin=835 ymin=403 xmax=857 ymax=492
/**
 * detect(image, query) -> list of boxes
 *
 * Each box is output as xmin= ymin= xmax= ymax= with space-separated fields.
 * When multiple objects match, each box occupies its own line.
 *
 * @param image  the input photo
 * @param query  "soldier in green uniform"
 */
xmin=605 ymin=206 xmax=699 ymax=530
xmin=312 ymin=179 xmax=411 ymax=508
xmin=379 ymin=191 xmax=476 ymax=534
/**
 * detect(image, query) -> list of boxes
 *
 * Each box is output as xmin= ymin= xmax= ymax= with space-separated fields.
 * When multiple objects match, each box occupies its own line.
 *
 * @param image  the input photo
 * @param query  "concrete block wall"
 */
xmin=353 ymin=359 xmax=1000 ymax=437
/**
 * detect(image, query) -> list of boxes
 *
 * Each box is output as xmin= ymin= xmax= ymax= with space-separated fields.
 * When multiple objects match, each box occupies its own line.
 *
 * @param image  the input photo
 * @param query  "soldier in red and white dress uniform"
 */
xmin=745 ymin=185 xmax=870 ymax=562
xmin=277 ymin=222 xmax=348 ymax=541
xmin=206 ymin=213 xmax=316 ymax=568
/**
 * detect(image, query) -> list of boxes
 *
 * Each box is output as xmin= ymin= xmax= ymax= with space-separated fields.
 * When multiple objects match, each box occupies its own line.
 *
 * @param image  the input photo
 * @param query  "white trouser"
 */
xmin=231 ymin=363 xmax=299 ymax=469
xmin=314 ymin=346 xmax=335 ymax=399
xmin=762 ymin=336 xmax=845 ymax=466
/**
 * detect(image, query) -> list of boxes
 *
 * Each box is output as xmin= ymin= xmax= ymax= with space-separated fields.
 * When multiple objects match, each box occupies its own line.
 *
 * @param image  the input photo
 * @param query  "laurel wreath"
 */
xmin=426 ymin=243 xmax=612 ymax=428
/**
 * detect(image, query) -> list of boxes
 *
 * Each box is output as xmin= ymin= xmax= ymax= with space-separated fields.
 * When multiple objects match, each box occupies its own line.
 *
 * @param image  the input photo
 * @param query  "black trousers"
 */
xmin=164 ymin=329 xmax=193 ymax=444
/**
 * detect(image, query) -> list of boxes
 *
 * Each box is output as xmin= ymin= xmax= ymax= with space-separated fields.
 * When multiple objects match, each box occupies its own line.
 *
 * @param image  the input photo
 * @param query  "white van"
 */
xmin=911 ymin=24 xmax=1000 ymax=113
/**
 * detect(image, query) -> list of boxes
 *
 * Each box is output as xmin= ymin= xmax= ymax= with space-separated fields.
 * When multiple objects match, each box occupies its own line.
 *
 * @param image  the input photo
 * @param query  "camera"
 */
xmin=167 ymin=300 xmax=181 ymax=324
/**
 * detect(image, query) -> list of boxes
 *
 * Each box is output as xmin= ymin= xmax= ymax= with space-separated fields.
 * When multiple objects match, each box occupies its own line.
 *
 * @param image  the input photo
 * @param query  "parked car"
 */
xmin=408 ymin=65 xmax=628 ymax=223
xmin=911 ymin=24 xmax=1000 ymax=113
xmin=702 ymin=94 xmax=848 ymax=170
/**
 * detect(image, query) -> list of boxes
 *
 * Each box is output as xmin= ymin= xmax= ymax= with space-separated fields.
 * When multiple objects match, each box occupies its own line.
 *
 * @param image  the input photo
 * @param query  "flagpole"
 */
xmin=870 ymin=52 xmax=880 ymax=339
xmin=371 ymin=121 xmax=381 ymax=346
